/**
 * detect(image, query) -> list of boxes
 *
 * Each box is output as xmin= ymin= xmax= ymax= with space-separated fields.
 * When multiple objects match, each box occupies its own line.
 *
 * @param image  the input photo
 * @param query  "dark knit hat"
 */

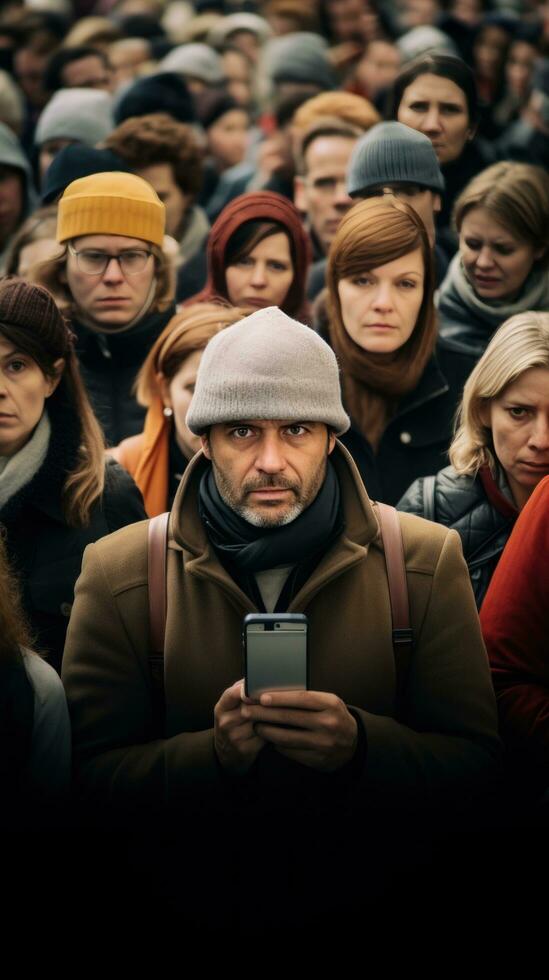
xmin=347 ymin=121 xmax=445 ymax=198
xmin=41 ymin=146 xmax=133 ymax=205
xmin=0 ymin=277 xmax=72 ymax=355
xmin=113 ymin=72 xmax=196 ymax=126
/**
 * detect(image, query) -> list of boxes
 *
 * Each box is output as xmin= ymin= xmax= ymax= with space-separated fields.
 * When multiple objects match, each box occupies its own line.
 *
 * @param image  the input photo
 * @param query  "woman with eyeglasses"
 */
xmin=34 ymin=171 xmax=176 ymax=445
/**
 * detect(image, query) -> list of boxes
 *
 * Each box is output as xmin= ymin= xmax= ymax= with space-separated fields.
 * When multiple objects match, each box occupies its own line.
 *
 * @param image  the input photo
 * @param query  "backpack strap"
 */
xmin=376 ymin=502 xmax=414 ymax=717
xmin=147 ymin=512 xmax=169 ymax=727
xmin=422 ymin=474 xmax=437 ymax=523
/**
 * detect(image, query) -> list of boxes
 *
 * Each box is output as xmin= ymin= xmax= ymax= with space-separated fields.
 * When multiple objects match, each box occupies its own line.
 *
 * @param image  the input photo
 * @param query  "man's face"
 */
xmin=294 ymin=135 xmax=356 ymax=255
xmin=359 ymin=184 xmax=440 ymax=246
xmin=136 ymin=162 xmax=190 ymax=240
xmin=61 ymin=55 xmax=112 ymax=91
xmin=14 ymin=47 xmax=50 ymax=108
xmin=0 ymin=165 xmax=24 ymax=248
xmin=202 ymin=420 xmax=336 ymax=528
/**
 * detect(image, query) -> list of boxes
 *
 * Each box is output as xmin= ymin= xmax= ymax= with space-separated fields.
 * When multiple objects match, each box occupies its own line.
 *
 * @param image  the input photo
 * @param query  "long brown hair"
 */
xmin=326 ymin=196 xmax=437 ymax=446
xmin=0 ymin=532 xmax=32 ymax=661
xmin=0 ymin=278 xmax=106 ymax=526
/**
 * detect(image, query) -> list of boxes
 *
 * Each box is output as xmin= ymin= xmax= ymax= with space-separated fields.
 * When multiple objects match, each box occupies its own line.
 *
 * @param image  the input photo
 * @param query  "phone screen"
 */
xmin=246 ymin=627 xmax=307 ymax=698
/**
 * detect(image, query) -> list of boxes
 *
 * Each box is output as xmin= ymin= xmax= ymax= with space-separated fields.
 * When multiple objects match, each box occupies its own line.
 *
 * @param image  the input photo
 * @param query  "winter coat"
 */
xmin=62 ymin=442 xmax=500 ymax=815
xmin=480 ymin=476 xmax=549 ymax=781
xmin=0 ymin=412 xmax=147 ymax=674
xmin=397 ymin=464 xmax=518 ymax=608
xmin=437 ymin=253 xmax=549 ymax=359
xmin=72 ymin=304 xmax=176 ymax=446
xmin=339 ymin=343 xmax=477 ymax=505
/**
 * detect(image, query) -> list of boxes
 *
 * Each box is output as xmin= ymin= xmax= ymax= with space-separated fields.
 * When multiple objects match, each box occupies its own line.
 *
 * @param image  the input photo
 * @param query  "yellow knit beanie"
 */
xmin=57 ymin=171 xmax=165 ymax=246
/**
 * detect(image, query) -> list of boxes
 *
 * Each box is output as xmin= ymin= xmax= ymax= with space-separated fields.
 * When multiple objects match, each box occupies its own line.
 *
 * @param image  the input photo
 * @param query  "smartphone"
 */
xmin=243 ymin=613 xmax=308 ymax=700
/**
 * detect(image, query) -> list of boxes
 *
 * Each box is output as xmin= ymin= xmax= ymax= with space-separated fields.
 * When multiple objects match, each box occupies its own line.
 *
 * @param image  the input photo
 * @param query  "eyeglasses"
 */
xmin=67 ymin=244 xmax=153 ymax=276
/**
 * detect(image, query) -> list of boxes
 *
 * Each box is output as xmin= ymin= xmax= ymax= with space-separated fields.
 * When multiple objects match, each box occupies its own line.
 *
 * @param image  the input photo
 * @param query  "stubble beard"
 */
xmin=211 ymin=455 xmax=328 ymax=528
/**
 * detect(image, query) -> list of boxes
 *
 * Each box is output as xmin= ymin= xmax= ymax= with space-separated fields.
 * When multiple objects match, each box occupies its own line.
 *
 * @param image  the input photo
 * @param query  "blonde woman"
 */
xmin=398 ymin=311 xmax=549 ymax=606
xmin=438 ymin=161 xmax=549 ymax=358
xmin=111 ymin=303 xmax=245 ymax=516
xmin=0 ymin=279 xmax=146 ymax=673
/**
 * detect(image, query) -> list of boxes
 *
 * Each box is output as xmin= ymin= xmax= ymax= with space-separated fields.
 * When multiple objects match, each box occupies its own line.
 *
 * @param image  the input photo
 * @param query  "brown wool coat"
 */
xmin=62 ymin=443 xmax=501 ymax=809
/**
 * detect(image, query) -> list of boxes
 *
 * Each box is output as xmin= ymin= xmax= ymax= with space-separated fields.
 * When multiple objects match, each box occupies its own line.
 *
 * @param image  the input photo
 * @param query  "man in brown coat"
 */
xmin=62 ymin=307 xmax=500 ymax=926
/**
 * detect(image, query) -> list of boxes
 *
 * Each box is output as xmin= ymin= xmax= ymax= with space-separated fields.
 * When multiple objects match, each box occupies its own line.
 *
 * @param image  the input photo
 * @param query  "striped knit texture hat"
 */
xmin=57 ymin=171 xmax=165 ymax=246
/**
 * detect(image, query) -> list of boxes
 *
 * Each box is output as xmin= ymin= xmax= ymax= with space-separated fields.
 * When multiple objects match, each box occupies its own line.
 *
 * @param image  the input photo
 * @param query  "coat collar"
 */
xmin=169 ymin=441 xmax=380 ymax=609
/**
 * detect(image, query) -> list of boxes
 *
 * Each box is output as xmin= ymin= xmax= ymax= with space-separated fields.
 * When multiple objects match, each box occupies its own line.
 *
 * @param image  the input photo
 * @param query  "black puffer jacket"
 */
xmin=73 ymin=304 xmax=176 ymax=446
xmin=0 ymin=403 xmax=147 ymax=673
xmin=397 ymin=464 xmax=517 ymax=607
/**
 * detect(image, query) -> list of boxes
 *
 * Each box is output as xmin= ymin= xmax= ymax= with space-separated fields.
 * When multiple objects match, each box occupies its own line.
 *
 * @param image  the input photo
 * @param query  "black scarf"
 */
xmin=199 ymin=461 xmax=344 ymax=610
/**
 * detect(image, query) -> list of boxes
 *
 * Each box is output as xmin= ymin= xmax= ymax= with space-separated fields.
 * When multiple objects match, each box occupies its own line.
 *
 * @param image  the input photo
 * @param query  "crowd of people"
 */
xmin=1 ymin=0 xmax=548 ymax=938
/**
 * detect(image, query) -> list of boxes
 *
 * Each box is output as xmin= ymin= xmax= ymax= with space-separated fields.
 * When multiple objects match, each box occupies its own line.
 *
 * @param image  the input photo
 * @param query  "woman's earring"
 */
xmin=163 ymin=406 xmax=173 ymax=417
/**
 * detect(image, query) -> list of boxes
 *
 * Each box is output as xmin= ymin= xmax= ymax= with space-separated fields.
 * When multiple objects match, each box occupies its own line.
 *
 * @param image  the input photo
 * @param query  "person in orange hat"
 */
xmin=33 ymin=171 xmax=176 ymax=445
xmin=111 ymin=302 xmax=246 ymax=516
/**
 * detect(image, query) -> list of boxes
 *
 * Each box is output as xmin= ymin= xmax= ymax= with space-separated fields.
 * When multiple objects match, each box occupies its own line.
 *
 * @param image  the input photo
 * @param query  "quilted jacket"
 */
xmin=397 ymin=464 xmax=517 ymax=608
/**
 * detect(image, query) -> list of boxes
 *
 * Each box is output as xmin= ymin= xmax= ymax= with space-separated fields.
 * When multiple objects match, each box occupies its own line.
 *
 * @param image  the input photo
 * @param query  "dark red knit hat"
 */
xmin=0 ymin=276 xmax=73 ymax=356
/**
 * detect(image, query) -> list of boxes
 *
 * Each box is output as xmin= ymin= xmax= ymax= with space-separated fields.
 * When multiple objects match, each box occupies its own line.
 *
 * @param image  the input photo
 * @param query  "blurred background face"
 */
xmin=222 ymin=49 xmax=253 ymax=106
xmin=487 ymin=367 xmax=549 ymax=509
xmin=355 ymin=40 xmax=401 ymax=98
xmin=474 ymin=25 xmax=509 ymax=81
xmin=337 ymin=248 xmax=425 ymax=353
xmin=160 ymin=348 xmax=203 ymax=460
xmin=61 ymin=54 xmax=112 ymax=91
xmin=136 ymin=162 xmax=190 ymax=240
xmin=294 ymin=135 xmax=355 ymax=254
xmin=225 ymin=231 xmax=294 ymax=310
xmin=459 ymin=207 xmax=543 ymax=302
xmin=397 ymin=73 xmax=473 ymax=164
xmin=506 ymin=41 xmax=537 ymax=100
xmin=0 ymin=165 xmax=24 ymax=248
xmin=39 ymin=138 xmax=75 ymax=183
xmin=207 ymin=109 xmax=250 ymax=171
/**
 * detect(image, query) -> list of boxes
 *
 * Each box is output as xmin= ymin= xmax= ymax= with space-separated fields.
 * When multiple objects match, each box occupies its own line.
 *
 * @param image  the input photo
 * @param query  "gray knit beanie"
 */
xmin=347 ymin=121 xmax=445 ymax=197
xmin=159 ymin=43 xmax=224 ymax=85
xmin=34 ymin=88 xmax=114 ymax=148
xmin=187 ymin=306 xmax=350 ymax=436
xmin=265 ymin=33 xmax=336 ymax=91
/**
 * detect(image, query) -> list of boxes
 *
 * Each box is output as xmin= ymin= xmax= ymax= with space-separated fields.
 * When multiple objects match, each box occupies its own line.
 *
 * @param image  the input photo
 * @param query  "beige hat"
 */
xmin=187 ymin=306 xmax=350 ymax=435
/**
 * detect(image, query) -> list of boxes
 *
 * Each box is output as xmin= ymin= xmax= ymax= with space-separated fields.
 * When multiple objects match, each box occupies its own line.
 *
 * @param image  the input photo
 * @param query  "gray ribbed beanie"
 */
xmin=34 ymin=88 xmax=114 ymax=148
xmin=347 ymin=121 xmax=445 ymax=197
xmin=186 ymin=306 xmax=350 ymax=436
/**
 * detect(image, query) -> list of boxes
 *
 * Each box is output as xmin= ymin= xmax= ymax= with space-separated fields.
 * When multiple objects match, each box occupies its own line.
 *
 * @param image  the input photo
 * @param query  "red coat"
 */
xmin=480 ymin=475 xmax=549 ymax=765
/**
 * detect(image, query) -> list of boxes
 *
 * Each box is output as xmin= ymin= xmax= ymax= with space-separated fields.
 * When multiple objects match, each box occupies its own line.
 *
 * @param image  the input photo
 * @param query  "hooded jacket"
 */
xmin=437 ymin=253 xmax=549 ymax=358
xmin=62 ymin=442 xmax=500 ymax=814
xmin=187 ymin=191 xmax=312 ymax=323
xmin=0 ymin=122 xmax=38 ymax=269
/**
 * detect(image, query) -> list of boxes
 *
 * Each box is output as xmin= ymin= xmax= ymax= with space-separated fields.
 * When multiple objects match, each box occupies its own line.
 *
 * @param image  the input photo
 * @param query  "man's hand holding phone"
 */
xmin=213 ymin=679 xmax=266 ymax=775
xmin=240 ymin=689 xmax=359 ymax=773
